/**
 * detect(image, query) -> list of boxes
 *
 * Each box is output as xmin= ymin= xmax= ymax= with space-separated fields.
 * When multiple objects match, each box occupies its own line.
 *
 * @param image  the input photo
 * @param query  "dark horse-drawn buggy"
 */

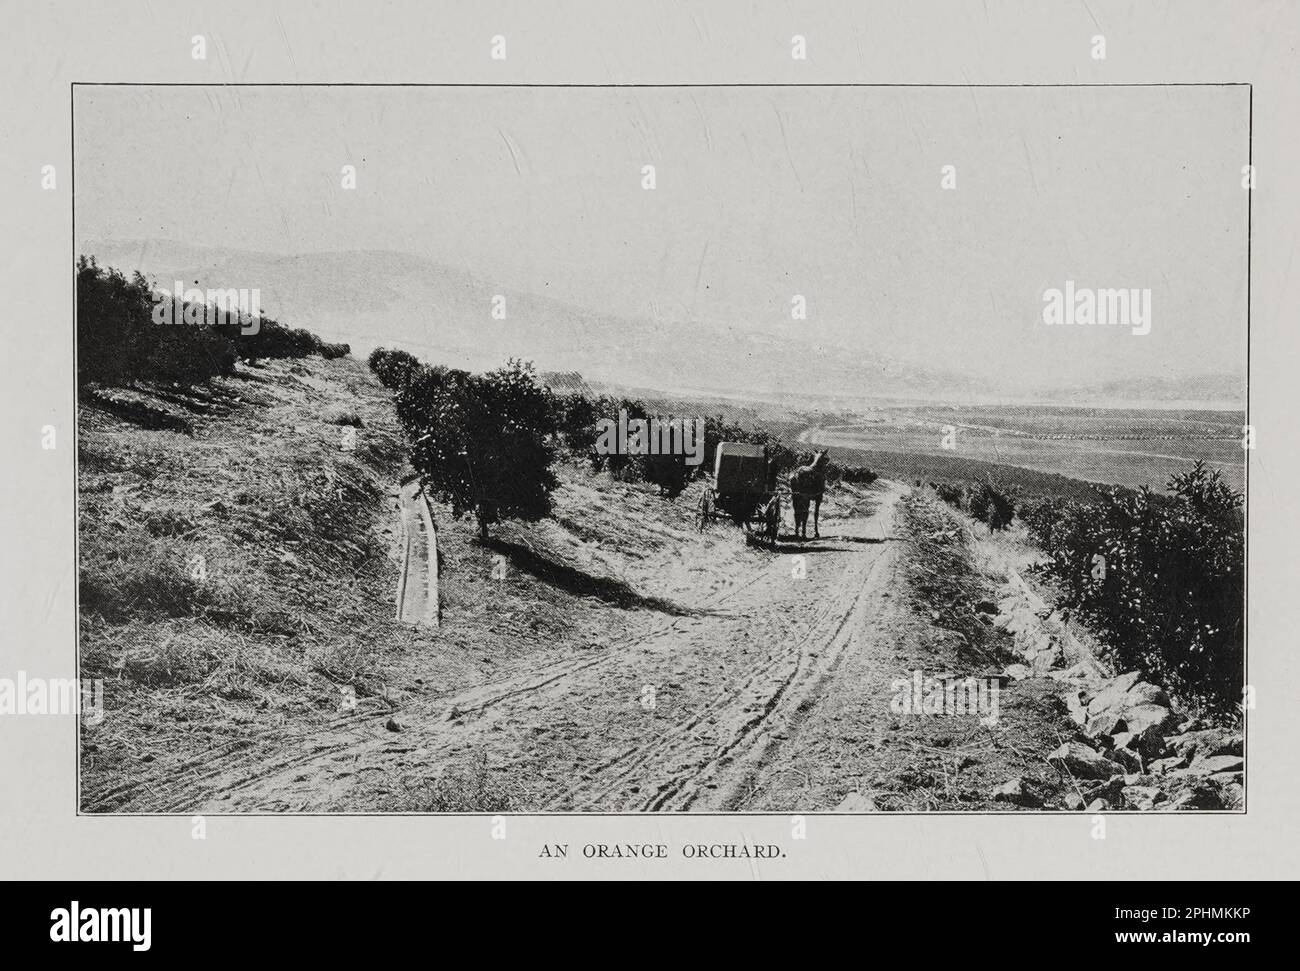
xmin=695 ymin=442 xmax=781 ymax=549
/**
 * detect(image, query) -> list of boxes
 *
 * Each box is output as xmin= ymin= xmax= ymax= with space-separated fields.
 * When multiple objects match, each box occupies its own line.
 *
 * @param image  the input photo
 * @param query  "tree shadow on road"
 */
xmin=774 ymin=534 xmax=896 ymax=554
xmin=486 ymin=537 xmax=700 ymax=617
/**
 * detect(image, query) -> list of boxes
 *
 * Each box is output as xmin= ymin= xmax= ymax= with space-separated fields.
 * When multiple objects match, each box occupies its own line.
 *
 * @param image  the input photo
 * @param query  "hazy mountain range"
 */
xmin=80 ymin=240 xmax=1244 ymax=411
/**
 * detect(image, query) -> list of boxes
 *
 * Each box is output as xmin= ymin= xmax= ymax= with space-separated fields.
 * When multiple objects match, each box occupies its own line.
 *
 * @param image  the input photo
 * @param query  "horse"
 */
xmin=789 ymin=450 xmax=829 ymax=540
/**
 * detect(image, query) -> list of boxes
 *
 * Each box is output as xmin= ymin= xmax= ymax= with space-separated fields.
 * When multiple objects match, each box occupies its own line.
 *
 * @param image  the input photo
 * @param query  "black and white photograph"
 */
xmin=5 ymin=0 xmax=1300 ymax=912
xmin=74 ymin=82 xmax=1246 ymax=814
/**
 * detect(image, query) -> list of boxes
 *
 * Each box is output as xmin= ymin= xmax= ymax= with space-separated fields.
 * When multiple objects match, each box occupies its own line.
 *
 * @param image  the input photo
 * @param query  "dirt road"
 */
xmin=123 ymin=479 xmax=934 ymax=812
xmin=539 ymin=480 xmax=906 ymax=812
xmin=75 ymin=358 xmax=1223 ymax=815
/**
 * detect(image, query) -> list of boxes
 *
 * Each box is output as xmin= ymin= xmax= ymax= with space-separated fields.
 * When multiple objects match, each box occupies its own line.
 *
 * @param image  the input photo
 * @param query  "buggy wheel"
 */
xmin=697 ymin=490 xmax=712 ymax=532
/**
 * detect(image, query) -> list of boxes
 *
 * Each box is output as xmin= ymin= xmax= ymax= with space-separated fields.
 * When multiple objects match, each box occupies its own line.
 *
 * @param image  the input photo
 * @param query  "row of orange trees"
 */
xmin=77 ymin=257 xmax=349 ymax=387
xmin=368 ymin=347 xmax=870 ymax=539
xmin=1021 ymin=463 xmax=1244 ymax=714
xmin=935 ymin=480 xmax=1017 ymax=530
xmin=932 ymin=465 xmax=1243 ymax=713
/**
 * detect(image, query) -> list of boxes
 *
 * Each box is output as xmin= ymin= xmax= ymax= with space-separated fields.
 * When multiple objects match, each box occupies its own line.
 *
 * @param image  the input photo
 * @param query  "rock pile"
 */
xmin=989 ymin=573 xmax=1243 ymax=811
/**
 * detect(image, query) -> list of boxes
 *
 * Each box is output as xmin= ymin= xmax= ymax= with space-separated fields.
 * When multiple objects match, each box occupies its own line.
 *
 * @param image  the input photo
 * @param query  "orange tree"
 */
xmin=397 ymin=359 xmax=558 ymax=540
xmin=1029 ymin=463 xmax=1244 ymax=713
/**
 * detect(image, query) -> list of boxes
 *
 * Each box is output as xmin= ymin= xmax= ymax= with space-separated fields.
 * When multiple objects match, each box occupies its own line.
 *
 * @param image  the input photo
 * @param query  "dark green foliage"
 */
xmin=553 ymin=392 xmax=604 ymax=467
xmin=78 ymin=256 xmax=345 ymax=387
xmin=78 ymin=256 xmax=239 ymax=385
xmin=368 ymin=347 xmax=424 ymax=390
xmin=233 ymin=321 xmax=347 ymax=364
xmin=403 ymin=369 xmax=813 ymax=509
xmin=602 ymin=398 xmax=648 ymax=479
xmin=932 ymin=479 xmax=1015 ymax=530
xmin=827 ymin=463 xmax=878 ymax=486
xmin=934 ymin=482 xmax=966 ymax=509
xmin=551 ymin=393 xmax=651 ymax=476
xmin=396 ymin=359 xmax=558 ymax=539
xmin=393 ymin=362 xmax=458 ymax=431
xmin=1024 ymin=462 xmax=1243 ymax=713
xmin=1018 ymin=495 xmax=1071 ymax=550
xmin=144 ymin=323 xmax=240 ymax=384
xmin=552 ymin=394 xmax=802 ymax=496
xmin=968 ymin=481 xmax=1016 ymax=531
xmin=77 ymin=257 xmax=154 ymax=384
xmin=641 ymin=437 xmax=690 ymax=498
xmin=845 ymin=466 xmax=879 ymax=484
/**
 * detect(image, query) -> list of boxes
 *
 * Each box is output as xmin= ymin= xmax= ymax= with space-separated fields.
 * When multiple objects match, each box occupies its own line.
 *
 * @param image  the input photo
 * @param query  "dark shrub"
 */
xmin=144 ymin=323 xmax=238 ymax=383
xmin=641 ymin=439 xmax=690 ymax=498
xmin=935 ymin=482 xmax=966 ymax=509
xmin=77 ymin=257 xmax=154 ymax=385
xmin=826 ymin=462 xmax=878 ymax=486
xmin=398 ymin=359 xmax=558 ymax=539
xmin=1028 ymin=463 xmax=1243 ymax=713
xmin=554 ymin=393 xmax=603 ymax=465
xmin=600 ymin=397 xmax=648 ymax=479
xmin=369 ymin=347 xmax=424 ymax=389
xmin=1020 ymin=495 xmax=1071 ymax=550
xmin=968 ymin=481 xmax=1015 ymax=531
xmin=79 ymin=256 xmax=342 ymax=385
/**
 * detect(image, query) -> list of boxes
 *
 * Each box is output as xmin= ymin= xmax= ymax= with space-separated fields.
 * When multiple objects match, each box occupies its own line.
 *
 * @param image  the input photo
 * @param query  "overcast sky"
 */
xmin=75 ymin=84 xmax=1249 ymax=389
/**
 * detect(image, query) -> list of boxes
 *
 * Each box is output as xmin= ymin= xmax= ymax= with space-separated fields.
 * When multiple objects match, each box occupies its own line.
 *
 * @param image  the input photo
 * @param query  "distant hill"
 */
xmin=1047 ymin=372 xmax=1245 ymax=410
xmin=78 ymin=239 xmax=1015 ymax=403
xmin=538 ymin=371 xmax=595 ymax=397
xmin=79 ymin=239 xmax=1244 ymax=410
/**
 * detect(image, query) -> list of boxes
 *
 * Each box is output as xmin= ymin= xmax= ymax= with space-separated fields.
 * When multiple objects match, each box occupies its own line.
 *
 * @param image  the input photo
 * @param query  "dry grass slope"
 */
xmin=78 ymin=356 xmax=770 ymax=812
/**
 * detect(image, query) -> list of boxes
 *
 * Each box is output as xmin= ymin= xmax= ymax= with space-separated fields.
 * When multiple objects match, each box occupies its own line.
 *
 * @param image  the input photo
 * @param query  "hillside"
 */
xmin=81 ymin=239 xmax=1023 ymax=404
xmin=78 ymin=354 xmax=802 ymax=810
xmin=79 ymin=354 xmax=1241 ymax=813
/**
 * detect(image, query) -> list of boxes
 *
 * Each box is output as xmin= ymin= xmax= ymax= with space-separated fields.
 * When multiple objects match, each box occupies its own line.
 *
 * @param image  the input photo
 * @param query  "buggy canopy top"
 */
xmin=713 ymin=441 xmax=767 ymax=495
